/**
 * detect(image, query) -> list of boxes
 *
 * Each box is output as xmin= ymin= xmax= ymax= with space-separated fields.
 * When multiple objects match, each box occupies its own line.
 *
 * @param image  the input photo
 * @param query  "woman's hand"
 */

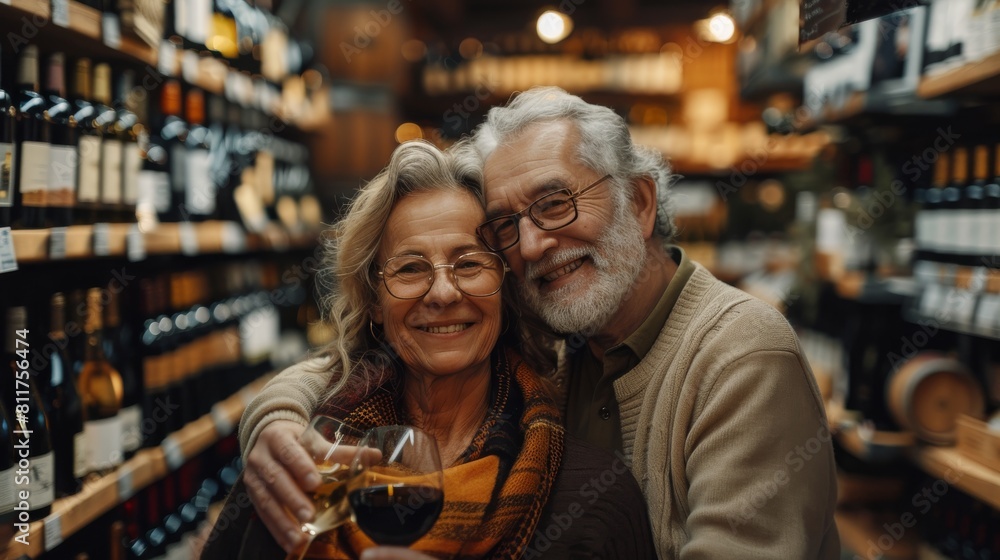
xmin=243 ymin=420 xmax=320 ymax=553
xmin=360 ymin=548 xmax=438 ymax=560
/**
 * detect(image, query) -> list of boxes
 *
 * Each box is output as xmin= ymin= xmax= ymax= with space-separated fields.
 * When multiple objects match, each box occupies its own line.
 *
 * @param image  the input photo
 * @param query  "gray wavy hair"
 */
xmin=313 ymin=139 xmax=488 ymax=397
xmin=469 ymin=86 xmax=677 ymax=241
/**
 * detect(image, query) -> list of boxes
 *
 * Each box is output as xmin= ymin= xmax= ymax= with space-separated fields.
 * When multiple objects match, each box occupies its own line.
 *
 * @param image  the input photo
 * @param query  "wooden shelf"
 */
xmin=8 ymin=221 xmax=319 ymax=265
xmin=0 ymin=375 xmax=273 ymax=560
xmin=0 ymin=0 xmax=156 ymax=67
xmin=910 ymin=446 xmax=1000 ymax=512
xmin=918 ymin=51 xmax=1000 ymax=99
xmin=836 ymin=508 xmax=920 ymax=559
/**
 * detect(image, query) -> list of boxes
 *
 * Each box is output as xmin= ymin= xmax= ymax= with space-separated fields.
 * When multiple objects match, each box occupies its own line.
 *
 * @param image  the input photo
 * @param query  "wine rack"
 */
xmin=0 ymin=374 xmax=272 ymax=559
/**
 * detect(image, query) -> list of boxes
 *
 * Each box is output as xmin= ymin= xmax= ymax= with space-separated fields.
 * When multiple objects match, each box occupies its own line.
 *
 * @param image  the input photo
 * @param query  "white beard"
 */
xmin=519 ymin=207 xmax=647 ymax=335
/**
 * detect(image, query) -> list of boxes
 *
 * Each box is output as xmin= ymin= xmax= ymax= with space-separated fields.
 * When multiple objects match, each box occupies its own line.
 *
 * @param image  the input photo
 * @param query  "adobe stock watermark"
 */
xmin=853 ymin=464 xmax=964 ymax=560
xmin=844 ymin=125 xmax=961 ymax=242
xmin=727 ymin=424 xmax=833 ymax=532
xmin=715 ymin=138 xmax=780 ymax=200
xmin=439 ymin=75 xmax=500 ymax=136
xmin=523 ymin=449 xmax=633 ymax=558
xmin=339 ymin=0 xmax=413 ymax=63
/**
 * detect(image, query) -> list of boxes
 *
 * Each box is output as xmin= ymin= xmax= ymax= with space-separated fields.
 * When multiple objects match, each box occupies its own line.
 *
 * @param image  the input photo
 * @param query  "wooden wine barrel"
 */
xmin=886 ymin=353 xmax=985 ymax=445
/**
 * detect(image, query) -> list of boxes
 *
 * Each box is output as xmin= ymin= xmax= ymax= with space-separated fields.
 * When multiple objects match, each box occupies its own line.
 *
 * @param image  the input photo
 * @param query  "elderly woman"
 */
xmin=201 ymin=140 xmax=654 ymax=559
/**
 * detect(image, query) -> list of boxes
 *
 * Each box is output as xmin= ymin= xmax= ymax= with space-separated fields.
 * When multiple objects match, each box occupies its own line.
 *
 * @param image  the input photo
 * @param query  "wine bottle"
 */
xmin=207 ymin=94 xmax=235 ymax=222
xmin=986 ymin=145 xmax=1000 ymax=264
xmin=941 ymin=146 xmax=966 ymax=263
xmin=139 ymin=279 xmax=169 ymax=448
xmin=182 ymin=88 xmax=214 ymax=221
xmin=963 ymin=145 xmax=988 ymax=266
xmin=3 ymin=306 xmax=55 ymax=520
xmin=13 ymin=45 xmax=50 ymax=229
xmin=41 ymin=293 xmax=86 ymax=497
xmin=72 ymin=58 xmax=104 ymax=224
xmin=116 ymin=69 xmax=142 ymax=223
xmin=78 ymin=288 xmax=125 ymax=474
xmin=135 ymin=82 xmax=169 ymax=229
xmin=160 ymin=80 xmax=188 ymax=222
xmin=94 ymin=63 xmax=125 ymax=223
xmin=0 ymin=366 xmax=16 ymax=524
xmin=43 ymin=53 xmax=77 ymax=228
xmin=0 ymin=44 xmax=16 ymax=228
xmin=921 ymin=153 xmax=948 ymax=263
xmin=104 ymin=289 xmax=142 ymax=459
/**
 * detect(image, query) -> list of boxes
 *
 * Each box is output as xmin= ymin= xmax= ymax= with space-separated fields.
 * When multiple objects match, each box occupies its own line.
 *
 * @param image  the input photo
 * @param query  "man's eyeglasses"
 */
xmin=476 ymin=175 xmax=613 ymax=252
xmin=377 ymin=251 xmax=510 ymax=299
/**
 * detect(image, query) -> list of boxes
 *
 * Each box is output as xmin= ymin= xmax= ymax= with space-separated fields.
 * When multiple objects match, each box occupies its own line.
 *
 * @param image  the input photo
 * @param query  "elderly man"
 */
xmin=239 ymin=87 xmax=839 ymax=559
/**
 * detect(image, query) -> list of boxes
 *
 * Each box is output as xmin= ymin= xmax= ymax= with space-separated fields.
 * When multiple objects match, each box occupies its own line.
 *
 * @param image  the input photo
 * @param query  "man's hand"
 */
xmin=360 ymin=548 xmax=437 ymax=560
xmin=244 ymin=420 xmax=319 ymax=553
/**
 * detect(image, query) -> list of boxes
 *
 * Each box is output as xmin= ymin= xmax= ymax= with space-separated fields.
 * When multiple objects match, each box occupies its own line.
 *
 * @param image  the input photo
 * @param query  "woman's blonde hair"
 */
xmin=312 ymin=140 xmax=488 ymax=398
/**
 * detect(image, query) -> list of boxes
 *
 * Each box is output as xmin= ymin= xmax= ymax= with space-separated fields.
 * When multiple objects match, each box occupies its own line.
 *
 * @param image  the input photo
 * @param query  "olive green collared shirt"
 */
xmin=564 ymin=246 xmax=697 ymax=453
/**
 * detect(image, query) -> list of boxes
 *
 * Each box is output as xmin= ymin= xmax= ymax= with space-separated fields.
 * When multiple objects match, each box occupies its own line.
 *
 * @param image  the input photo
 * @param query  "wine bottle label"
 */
xmin=174 ymin=0 xmax=188 ymax=38
xmin=185 ymin=149 xmax=215 ymax=215
xmin=48 ymin=144 xmax=78 ymax=208
xmin=0 ymin=466 xmax=15 ymax=514
xmin=0 ymin=143 xmax=14 ymax=208
xmin=27 ymin=452 xmax=55 ymax=509
xmin=122 ymin=142 xmax=142 ymax=205
xmin=85 ymin=415 xmax=124 ymax=471
xmin=77 ymin=136 xmax=102 ymax=203
xmin=955 ymin=210 xmax=974 ymax=255
xmin=992 ymin=209 xmax=1000 ymax=255
xmin=138 ymin=170 xmax=172 ymax=214
xmin=187 ymin=0 xmax=211 ymax=44
xmin=101 ymin=139 xmax=124 ymax=205
xmin=914 ymin=211 xmax=926 ymax=250
xmin=19 ymin=141 xmax=50 ymax=207
xmin=73 ymin=431 xmax=88 ymax=478
xmin=120 ymin=404 xmax=143 ymax=453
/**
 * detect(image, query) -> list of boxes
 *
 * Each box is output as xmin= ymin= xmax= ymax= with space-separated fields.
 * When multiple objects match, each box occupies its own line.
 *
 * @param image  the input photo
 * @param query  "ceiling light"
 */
xmin=707 ymin=13 xmax=735 ymax=43
xmin=537 ymin=10 xmax=573 ymax=44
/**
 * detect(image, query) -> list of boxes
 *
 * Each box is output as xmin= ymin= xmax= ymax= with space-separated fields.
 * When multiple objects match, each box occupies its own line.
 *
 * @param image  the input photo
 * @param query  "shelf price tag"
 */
xmin=93 ymin=223 xmax=111 ymax=257
xmin=162 ymin=436 xmax=185 ymax=471
xmin=179 ymin=222 xmax=199 ymax=256
xmin=211 ymin=404 xmax=235 ymax=437
xmin=102 ymin=13 xmax=122 ymax=49
xmin=221 ymin=222 xmax=247 ymax=254
xmin=44 ymin=512 xmax=63 ymax=551
xmin=0 ymin=227 xmax=18 ymax=273
xmin=51 ymin=0 xmax=70 ymax=27
xmin=159 ymin=40 xmax=178 ymax=76
xmin=49 ymin=227 xmax=67 ymax=260
xmin=127 ymin=224 xmax=146 ymax=262
xmin=118 ymin=464 xmax=136 ymax=501
xmin=182 ymin=50 xmax=200 ymax=84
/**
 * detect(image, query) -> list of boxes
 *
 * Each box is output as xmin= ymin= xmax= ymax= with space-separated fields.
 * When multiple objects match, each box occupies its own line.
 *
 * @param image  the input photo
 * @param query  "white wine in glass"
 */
xmin=286 ymin=415 xmax=366 ymax=560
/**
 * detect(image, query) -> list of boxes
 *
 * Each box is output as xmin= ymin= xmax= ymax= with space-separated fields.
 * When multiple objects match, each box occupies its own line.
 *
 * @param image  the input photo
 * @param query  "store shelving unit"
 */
xmin=918 ymin=51 xmax=1000 ymax=99
xmin=0 ymin=375 xmax=272 ymax=560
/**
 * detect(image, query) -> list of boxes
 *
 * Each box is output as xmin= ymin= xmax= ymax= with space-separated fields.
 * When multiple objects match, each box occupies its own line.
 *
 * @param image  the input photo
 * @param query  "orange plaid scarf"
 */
xmin=311 ymin=347 xmax=564 ymax=559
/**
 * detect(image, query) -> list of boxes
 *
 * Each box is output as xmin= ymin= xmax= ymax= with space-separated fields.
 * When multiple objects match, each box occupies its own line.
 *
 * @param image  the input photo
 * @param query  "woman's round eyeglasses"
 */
xmin=377 ymin=251 xmax=510 ymax=299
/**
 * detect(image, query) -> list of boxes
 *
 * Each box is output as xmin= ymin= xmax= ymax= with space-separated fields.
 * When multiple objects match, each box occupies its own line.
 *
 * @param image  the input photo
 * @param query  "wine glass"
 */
xmin=286 ymin=415 xmax=366 ymax=560
xmin=347 ymin=425 xmax=445 ymax=547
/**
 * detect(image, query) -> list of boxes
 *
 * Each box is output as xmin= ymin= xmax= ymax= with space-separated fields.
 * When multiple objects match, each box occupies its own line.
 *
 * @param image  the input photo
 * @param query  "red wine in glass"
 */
xmin=349 ymin=484 xmax=444 ymax=546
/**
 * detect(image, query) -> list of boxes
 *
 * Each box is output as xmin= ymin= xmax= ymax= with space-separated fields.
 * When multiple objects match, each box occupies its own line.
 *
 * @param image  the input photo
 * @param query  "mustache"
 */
xmin=524 ymin=246 xmax=594 ymax=282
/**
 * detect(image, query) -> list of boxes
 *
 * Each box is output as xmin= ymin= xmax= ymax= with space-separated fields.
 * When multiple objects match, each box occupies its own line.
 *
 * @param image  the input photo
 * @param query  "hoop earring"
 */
xmin=369 ymin=319 xmax=382 ymax=340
